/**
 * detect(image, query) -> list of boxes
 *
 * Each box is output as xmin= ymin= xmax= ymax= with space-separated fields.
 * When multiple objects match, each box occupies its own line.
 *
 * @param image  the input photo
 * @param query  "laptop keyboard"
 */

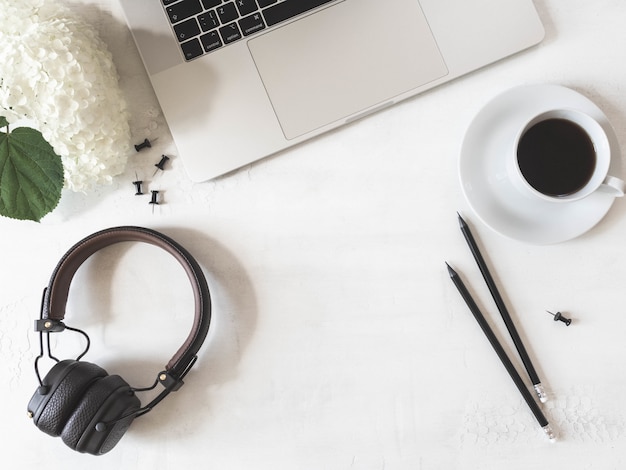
xmin=163 ymin=0 xmax=336 ymax=61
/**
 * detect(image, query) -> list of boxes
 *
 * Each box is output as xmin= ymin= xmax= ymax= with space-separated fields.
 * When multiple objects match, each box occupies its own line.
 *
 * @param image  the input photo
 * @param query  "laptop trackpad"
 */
xmin=248 ymin=1 xmax=448 ymax=140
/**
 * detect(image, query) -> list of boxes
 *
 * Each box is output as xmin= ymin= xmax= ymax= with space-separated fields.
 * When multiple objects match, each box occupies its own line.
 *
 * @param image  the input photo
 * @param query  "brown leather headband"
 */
xmin=40 ymin=226 xmax=211 ymax=379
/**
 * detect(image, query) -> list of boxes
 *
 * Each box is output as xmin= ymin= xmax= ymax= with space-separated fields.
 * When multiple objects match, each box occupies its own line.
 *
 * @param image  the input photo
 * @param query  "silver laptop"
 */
xmin=119 ymin=0 xmax=544 ymax=182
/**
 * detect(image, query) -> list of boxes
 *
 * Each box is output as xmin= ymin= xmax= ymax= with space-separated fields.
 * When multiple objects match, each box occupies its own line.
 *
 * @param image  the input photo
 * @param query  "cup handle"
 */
xmin=599 ymin=175 xmax=625 ymax=197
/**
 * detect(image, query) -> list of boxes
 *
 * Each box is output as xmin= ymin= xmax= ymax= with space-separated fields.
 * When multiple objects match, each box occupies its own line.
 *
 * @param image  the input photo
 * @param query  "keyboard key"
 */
xmin=217 ymin=2 xmax=239 ymax=24
xmin=202 ymin=0 xmax=222 ymax=8
xmin=200 ymin=30 xmax=223 ymax=52
xmin=166 ymin=0 xmax=203 ymax=24
xmin=174 ymin=17 xmax=201 ymax=42
xmin=263 ymin=0 xmax=334 ymax=27
xmin=257 ymin=0 xmax=277 ymax=7
xmin=235 ymin=0 xmax=258 ymax=16
xmin=219 ymin=22 xmax=242 ymax=44
xmin=181 ymin=38 xmax=204 ymax=60
xmin=239 ymin=13 xmax=265 ymax=36
xmin=198 ymin=11 xmax=220 ymax=31
xmin=162 ymin=0 xmax=178 ymax=5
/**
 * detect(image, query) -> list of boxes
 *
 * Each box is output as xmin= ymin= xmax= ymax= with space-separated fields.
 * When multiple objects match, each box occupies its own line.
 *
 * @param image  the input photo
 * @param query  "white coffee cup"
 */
xmin=508 ymin=108 xmax=624 ymax=203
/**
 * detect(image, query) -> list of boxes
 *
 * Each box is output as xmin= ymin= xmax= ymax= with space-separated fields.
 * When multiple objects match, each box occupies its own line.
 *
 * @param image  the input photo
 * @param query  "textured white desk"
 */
xmin=2 ymin=1 xmax=626 ymax=468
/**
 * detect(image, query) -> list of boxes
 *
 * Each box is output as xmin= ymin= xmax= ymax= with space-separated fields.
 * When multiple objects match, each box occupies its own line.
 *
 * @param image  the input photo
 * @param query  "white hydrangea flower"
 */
xmin=0 ymin=0 xmax=131 ymax=192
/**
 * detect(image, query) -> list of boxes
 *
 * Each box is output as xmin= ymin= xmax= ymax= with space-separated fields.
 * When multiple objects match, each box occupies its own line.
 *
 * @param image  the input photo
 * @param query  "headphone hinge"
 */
xmin=34 ymin=319 xmax=66 ymax=333
xmin=158 ymin=355 xmax=198 ymax=392
xmin=158 ymin=370 xmax=185 ymax=392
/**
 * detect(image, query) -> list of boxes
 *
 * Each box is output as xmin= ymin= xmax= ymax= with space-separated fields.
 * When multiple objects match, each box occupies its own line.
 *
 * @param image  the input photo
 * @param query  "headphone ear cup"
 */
xmin=61 ymin=374 xmax=141 ymax=455
xmin=30 ymin=360 xmax=107 ymax=437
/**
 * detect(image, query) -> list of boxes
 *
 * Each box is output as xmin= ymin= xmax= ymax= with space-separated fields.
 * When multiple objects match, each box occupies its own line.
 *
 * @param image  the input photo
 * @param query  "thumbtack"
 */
xmin=134 ymin=137 xmax=157 ymax=152
xmin=547 ymin=310 xmax=572 ymax=326
xmin=153 ymin=154 xmax=170 ymax=176
xmin=149 ymin=190 xmax=160 ymax=205
xmin=149 ymin=190 xmax=160 ymax=213
xmin=132 ymin=173 xmax=144 ymax=195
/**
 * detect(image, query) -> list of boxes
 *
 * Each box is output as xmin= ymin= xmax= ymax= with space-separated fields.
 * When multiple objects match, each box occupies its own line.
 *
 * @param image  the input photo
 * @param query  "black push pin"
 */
xmin=149 ymin=190 xmax=160 ymax=206
xmin=134 ymin=138 xmax=157 ymax=152
xmin=547 ymin=310 xmax=572 ymax=326
xmin=149 ymin=190 xmax=160 ymax=213
xmin=153 ymin=154 xmax=170 ymax=176
xmin=132 ymin=173 xmax=144 ymax=195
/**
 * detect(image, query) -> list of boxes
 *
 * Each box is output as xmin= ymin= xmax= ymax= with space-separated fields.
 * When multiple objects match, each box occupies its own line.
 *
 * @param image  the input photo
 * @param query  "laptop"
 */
xmin=119 ymin=0 xmax=544 ymax=182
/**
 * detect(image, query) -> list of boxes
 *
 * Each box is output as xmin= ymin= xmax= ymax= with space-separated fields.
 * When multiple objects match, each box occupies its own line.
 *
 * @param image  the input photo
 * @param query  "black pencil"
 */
xmin=446 ymin=263 xmax=555 ymax=441
xmin=457 ymin=213 xmax=547 ymax=403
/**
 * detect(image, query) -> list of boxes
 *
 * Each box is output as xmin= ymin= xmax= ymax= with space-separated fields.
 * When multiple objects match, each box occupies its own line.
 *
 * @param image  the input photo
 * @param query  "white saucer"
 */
xmin=459 ymin=84 xmax=621 ymax=244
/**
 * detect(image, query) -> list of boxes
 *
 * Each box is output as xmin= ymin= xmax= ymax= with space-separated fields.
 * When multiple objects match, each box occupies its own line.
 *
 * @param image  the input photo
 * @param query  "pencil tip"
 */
xmin=445 ymin=262 xmax=456 ymax=277
xmin=457 ymin=212 xmax=467 ymax=227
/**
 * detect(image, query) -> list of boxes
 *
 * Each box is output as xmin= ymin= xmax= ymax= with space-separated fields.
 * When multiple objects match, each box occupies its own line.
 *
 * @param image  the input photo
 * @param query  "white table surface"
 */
xmin=3 ymin=0 xmax=626 ymax=468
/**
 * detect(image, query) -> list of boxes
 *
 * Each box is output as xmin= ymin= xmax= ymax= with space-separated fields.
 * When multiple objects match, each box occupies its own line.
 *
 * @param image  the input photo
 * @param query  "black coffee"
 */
xmin=517 ymin=118 xmax=596 ymax=197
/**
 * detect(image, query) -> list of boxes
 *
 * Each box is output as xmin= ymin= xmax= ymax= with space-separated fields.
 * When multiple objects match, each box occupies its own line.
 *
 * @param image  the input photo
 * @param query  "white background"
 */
xmin=2 ymin=0 xmax=626 ymax=468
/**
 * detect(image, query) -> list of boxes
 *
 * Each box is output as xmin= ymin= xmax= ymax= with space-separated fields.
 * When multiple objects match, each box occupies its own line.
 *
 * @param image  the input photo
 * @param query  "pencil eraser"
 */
xmin=542 ymin=424 xmax=556 ymax=442
xmin=534 ymin=383 xmax=548 ymax=403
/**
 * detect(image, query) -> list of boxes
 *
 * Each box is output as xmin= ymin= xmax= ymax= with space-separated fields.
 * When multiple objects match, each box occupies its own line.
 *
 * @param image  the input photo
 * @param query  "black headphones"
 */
xmin=27 ymin=226 xmax=211 ymax=455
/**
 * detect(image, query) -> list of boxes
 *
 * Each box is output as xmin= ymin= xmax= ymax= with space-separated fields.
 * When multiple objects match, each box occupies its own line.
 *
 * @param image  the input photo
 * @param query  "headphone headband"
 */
xmin=38 ymin=226 xmax=211 ymax=380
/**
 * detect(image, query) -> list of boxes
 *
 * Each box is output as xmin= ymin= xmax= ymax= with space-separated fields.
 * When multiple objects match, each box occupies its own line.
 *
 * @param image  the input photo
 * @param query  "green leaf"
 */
xmin=0 ymin=116 xmax=8 ymax=129
xmin=0 ymin=126 xmax=64 ymax=221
